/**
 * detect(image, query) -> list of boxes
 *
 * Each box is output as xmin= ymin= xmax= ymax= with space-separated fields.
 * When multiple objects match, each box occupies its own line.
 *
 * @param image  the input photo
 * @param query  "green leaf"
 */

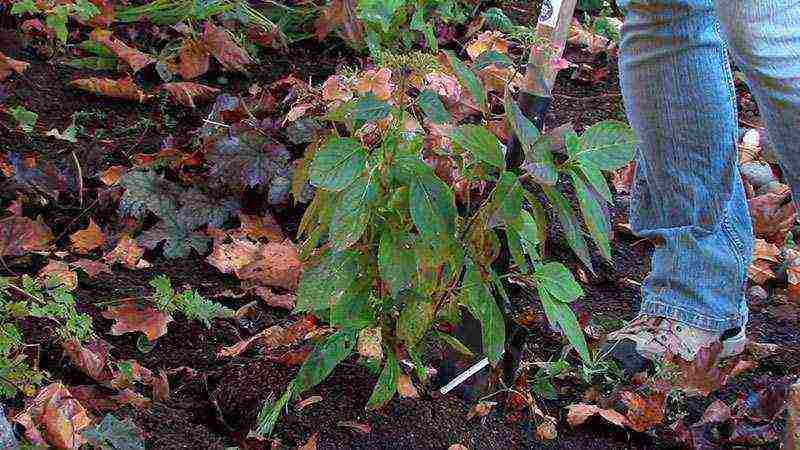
xmin=504 ymin=93 xmax=557 ymax=185
xmin=365 ymin=349 xmax=399 ymax=410
xmin=444 ymin=50 xmax=487 ymax=111
xmin=8 ymin=106 xmax=37 ymax=133
xmin=310 ymin=137 xmax=367 ymax=192
xmin=572 ymin=172 xmax=612 ymax=261
xmin=64 ymin=56 xmax=118 ymax=70
xmin=574 ymin=120 xmax=638 ymax=171
xmin=535 ymin=262 xmax=583 ymax=303
xmin=490 ymin=171 xmax=523 ymax=227
xmin=73 ymin=0 xmax=101 ymax=20
xmin=359 ymin=0 xmax=405 ymax=32
xmin=577 ymin=164 xmax=613 ymax=204
xmin=434 ymin=330 xmax=475 ymax=356
xmin=11 ymin=0 xmax=38 ymax=15
xmin=542 ymin=186 xmax=593 ymax=273
xmin=353 ymin=93 xmax=392 ymax=123
xmin=452 ymin=125 xmax=505 ymax=170
xmin=251 ymin=383 xmax=293 ymax=439
xmin=294 ymin=330 xmax=355 ymax=394
xmin=296 ymin=250 xmax=361 ymax=313
xmin=506 ymin=227 xmax=529 ymax=273
xmin=417 ymin=89 xmax=452 ymax=124
xmin=396 ymin=290 xmax=434 ymax=347
xmin=330 ymin=278 xmax=375 ymax=330
xmin=46 ymin=6 xmax=70 ymax=44
xmin=409 ymin=171 xmax=457 ymax=242
xmin=82 ymin=414 xmax=144 ymax=450
xmin=509 ymin=210 xmax=540 ymax=262
xmin=378 ymin=229 xmax=417 ymax=297
xmin=539 ymin=292 xmax=591 ymax=364
xmin=464 ymin=262 xmax=505 ymax=365
xmin=329 ymin=175 xmax=377 ymax=250
xmin=119 ymin=170 xmax=180 ymax=218
xmin=474 ymin=50 xmax=513 ymax=70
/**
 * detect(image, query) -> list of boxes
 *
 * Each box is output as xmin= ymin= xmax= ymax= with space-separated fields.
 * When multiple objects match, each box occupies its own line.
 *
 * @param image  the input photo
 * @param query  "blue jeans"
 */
xmin=619 ymin=0 xmax=800 ymax=331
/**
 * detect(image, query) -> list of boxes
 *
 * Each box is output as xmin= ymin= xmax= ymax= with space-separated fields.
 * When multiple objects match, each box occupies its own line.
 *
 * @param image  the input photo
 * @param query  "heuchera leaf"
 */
xmin=82 ymin=414 xmax=144 ymax=450
xmin=119 ymin=170 xmax=180 ymax=218
xmin=294 ymin=330 xmax=355 ymax=394
xmin=464 ymin=262 xmax=505 ymax=365
xmin=573 ymin=120 xmax=638 ymax=171
xmin=207 ymin=129 xmax=292 ymax=197
xmin=329 ymin=174 xmax=377 ymax=250
xmin=452 ymin=124 xmax=505 ymax=170
xmin=310 ymin=137 xmax=367 ymax=191
xmin=137 ymin=215 xmax=210 ymax=259
xmin=366 ymin=350 xmax=399 ymax=410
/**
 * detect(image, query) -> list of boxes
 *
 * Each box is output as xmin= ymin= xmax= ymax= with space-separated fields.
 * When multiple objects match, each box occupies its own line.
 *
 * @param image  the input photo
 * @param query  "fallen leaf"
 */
xmin=62 ymin=338 xmax=113 ymax=383
xmin=99 ymin=166 xmax=126 ymax=186
xmin=0 ymin=216 xmax=53 ymax=257
xmin=90 ymin=29 xmax=155 ymax=73
xmin=68 ymin=385 xmax=123 ymax=413
xmin=748 ymin=187 xmax=797 ymax=239
xmin=296 ymin=395 xmax=323 ymax=411
xmin=568 ymin=19 xmax=615 ymax=54
xmin=70 ymin=259 xmax=112 ymax=278
xmin=611 ymin=162 xmax=636 ymax=195
xmin=356 ymin=68 xmax=393 ymax=100
xmin=71 ymin=77 xmax=150 ymax=102
xmin=217 ymin=316 xmax=316 ymax=358
xmin=566 ymin=403 xmax=629 ymax=428
xmin=669 ymin=342 xmax=732 ymax=396
xmin=70 ymin=218 xmax=107 ymax=254
xmin=178 ymin=39 xmax=210 ymax=80
xmin=397 ymin=374 xmax=419 ymax=398
xmin=620 ymin=390 xmax=666 ymax=432
xmin=466 ymin=31 xmax=510 ymax=60
xmin=151 ymin=370 xmax=170 ymax=402
xmin=425 ymin=72 xmax=461 ymax=103
xmin=15 ymin=383 xmax=93 ymax=449
xmin=237 ymin=241 xmax=303 ymax=290
xmin=237 ymin=213 xmax=284 ymax=242
xmin=37 ymin=260 xmax=78 ymax=291
xmin=285 ymin=103 xmax=313 ymax=123
xmin=253 ymin=287 xmax=296 ymax=310
xmin=748 ymin=259 xmax=776 ymax=284
xmin=207 ymin=237 xmax=261 ymax=275
xmin=356 ymin=327 xmax=383 ymax=361
xmin=102 ymin=300 xmax=173 ymax=341
xmin=202 ymin=22 xmax=252 ymax=72
xmin=536 ymin=419 xmax=557 ymax=441
xmin=162 ymin=82 xmax=220 ymax=108
xmin=448 ymin=445 xmax=469 ymax=450
xmin=104 ymin=235 xmax=146 ymax=269
xmin=300 ymin=433 xmax=318 ymax=450
xmin=467 ymin=401 xmax=496 ymax=421
xmin=785 ymin=380 xmax=800 ymax=449
xmin=0 ymin=51 xmax=30 ymax=81
xmin=338 ymin=421 xmax=371 ymax=434
xmin=112 ymin=389 xmax=151 ymax=409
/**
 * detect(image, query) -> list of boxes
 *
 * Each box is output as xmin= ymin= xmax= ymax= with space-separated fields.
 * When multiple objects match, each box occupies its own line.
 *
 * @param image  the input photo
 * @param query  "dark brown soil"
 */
xmin=1 ymin=11 xmax=798 ymax=450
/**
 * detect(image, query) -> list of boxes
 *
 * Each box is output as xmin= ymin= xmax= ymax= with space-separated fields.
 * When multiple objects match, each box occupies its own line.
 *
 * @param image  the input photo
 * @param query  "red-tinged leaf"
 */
xmin=748 ymin=259 xmax=776 ymax=284
xmin=162 ymin=82 xmax=220 ymax=108
xmin=62 ymin=338 xmax=114 ymax=383
xmin=38 ymin=260 xmax=78 ymax=291
xmin=253 ymin=287 xmax=296 ymax=310
xmin=314 ymin=0 xmax=363 ymax=44
xmin=178 ymin=39 xmax=210 ymax=80
xmin=748 ymin=187 xmax=797 ymax=240
xmin=566 ymin=403 xmax=628 ymax=428
xmin=70 ymin=259 xmax=112 ymax=278
xmin=71 ymin=77 xmax=150 ymax=102
xmin=102 ymin=300 xmax=173 ymax=341
xmin=217 ymin=316 xmax=315 ymax=357
xmin=0 ymin=51 xmax=30 ymax=81
xmin=202 ymin=22 xmax=252 ymax=72
xmin=15 ymin=383 xmax=93 ymax=450
xmin=70 ymin=218 xmax=107 ymax=253
xmin=0 ymin=215 xmax=53 ymax=257
xmin=338 ymin=421 xmax=371 ymax=434
xmin=295 ymin=395 xmax=323 ymax=411
xmin=267 ymin=346 xmax=312 ymax=366
xmin=104 ymin=235 xmax=147 ymax=269
xmin=112 ymin=388 xmax=151 ymax=409
xmin=668 ymin=342 xmax=727 ymax=396
xmin=99 ymin=165 xmax=126 ymax=186
xmin=300 ymin=433 xmax=318 ymax=450
xmin=237 ymin=241 xmax=303 ymax=290
xmin=90 ymin=29 xmax=155 ymax=73
xmin=619 ymin=390 xmax=666 ymax=432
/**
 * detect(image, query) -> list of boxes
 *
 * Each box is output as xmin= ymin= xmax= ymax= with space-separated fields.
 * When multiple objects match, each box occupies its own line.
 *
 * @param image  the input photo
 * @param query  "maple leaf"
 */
xmin=71 ymin=77 xmax=151 ymax=102
xmin=202 ymin=22 xmax=252 ymax=72
xmin=119 ymin=170 xmax=180 ymax=218
xmin=162 ymin=82 xmax=220 ymax=108
xmin=70 ymin=259 xmax=112 ymax=278
xmin=38 ymin=260 xmax=78 ymax=291
xmin=356 ymin=68 xmax=393 ymax=101
xmin=668 ymin=342 xmax=729 ymax=396
xmin=102 ymin=300 xmax=173 ymax=341
xmin=90 ymin=29 xmax=155 ymax=73
xmin=0 ymin=215 xmax=53 ymax=257
xmin=178 ymin=39 xmax=210 ymax=80
xmin=619 ymin=390 xmax=666 ymax=432
xmin=137 ymin=216 xmax=210 ymax=259
xmin=103 ymin=235 xmax=147 ymax=269
xmin=70 ymin=218 xmax=107 ymax=253
xmin=0 ymin=51 xmax=29 ymax=81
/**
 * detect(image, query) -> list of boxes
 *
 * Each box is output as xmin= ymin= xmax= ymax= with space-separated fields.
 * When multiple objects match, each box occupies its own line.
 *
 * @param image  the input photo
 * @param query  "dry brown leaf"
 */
xmin=70 ymin=218 xmax=107 ymax=254
xmin=151 ymin=370 xmax=170 ymax=402
xmin=748 ymin=259 xmax=776 ymax=284
xmin=424 ymin=72 xmax=461 ymax=103
xmin=0 ymin=51 xmax=30 ymax=81
xmin=15 ymin=383 xmax=93 ymax=449
xmin=748 ymin=187 xmax=797 ymax=239
xmin=753 ymin=239 xmax=780 ymax=262
xmin=296 ymin=395 xmax=323 ymax=411
xmin=104 ymin=235 xmax=147 ymax=269
xmin=669 ymin=342 xmax=729 ymax=396
xmin=253 ymin=287 xmax=296 ymax=310
xmin=217 ymin=316 xmax=316 ymax=358
xmin=99 ymin=165 xmax=126 ymax=186
xmin=448 ymin=445 xmax=469 ymax=450
xmin=536 ymin=419 xmax=557 ymax=441
xmin=397 ymin=374 xmax=419 ymax=399
xmin=566 ymin=403 xmax=629 ymax=428
xmin=568 ymin=19 xmax=615 ymax=54
xmin=356 ymin=68 xmax=393 ymax=100
xmin=162 ymin=82 xmax=220 ymax=108
xmin=619 ymin=390 xmax=666 ymax=432
xmin=178 ymin=39 xmax=210 ymax=80
xmin=356 ymin=327 xmax=383 ymax=361
xmin=62 ymin=339 xmax=113 ymax=383
xmin=285 ymin=103 xmax=313 ymax=123
xmin=202 ymin=22 xmax=252 ymax=72
xmin=102 ymin=300 xmax=173 ymax=341
xmin=467 ymin=401 xmax=496 ymax=421
xmin=237 ymin=213 xmax=284 ymax=242
xmin=68 ymin=385 xmax=123 ymax=413
xmin=112 ymin=389 xmax=151 ymax=409
xmin=206 ymin=237 xmax=261 ymax=274
xmin=0 ymin=216 xmax=53 ymax=257
xmin=71 ymin=77 xmax=150 ymax=102
xmin=237 ymin=241 xmax=303 ymax=290
xmin=466 ymin=31 xmax=510 ymax=60
xmin=338 ymin=420 xmax=371 ymax=434
xmin=70 ymin=259 xmax=112 ymax=278
xmin=37 ymin=260 xmax=78 ymax=291
xmin=300 ymin=433 xmax=319 ymax=450
xmin=90 ymin=29 xmax=155 ymax=73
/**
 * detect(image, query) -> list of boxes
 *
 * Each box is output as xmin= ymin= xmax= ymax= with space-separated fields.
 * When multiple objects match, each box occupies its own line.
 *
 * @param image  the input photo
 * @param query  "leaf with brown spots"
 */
xmin=356 ymin=327 xmax=383 ymax=361
xmin=202 ymin=22 xmax=252 ymax=72
xmin=162 ymin=82 xmax=220 ymax=108
xmin=102 ymin=300 xmax=173 ymax=341
xmin=38 ymin=260 xmax=78 ymax=291
xmin=70 ymin=259 xmax=112 ymax=278
xmin=0 ymin=51 xmax=30 ymax=81
xmin=0 ymin=216 xmax=53 ymax=257
xmin=70 ymin=218 xmax=107 ymax=254
xmin=178 ymin=39 xmax=210 ymax=79
xmin=90 ymin=29 xmax=155 ymax=73
xmin=71 ymin=77 xmax=150 ymax=103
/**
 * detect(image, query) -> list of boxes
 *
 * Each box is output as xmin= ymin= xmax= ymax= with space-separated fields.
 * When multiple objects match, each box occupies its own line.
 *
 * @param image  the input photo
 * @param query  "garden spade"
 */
xmin=440 ymin=0 xmax=579 ymax=396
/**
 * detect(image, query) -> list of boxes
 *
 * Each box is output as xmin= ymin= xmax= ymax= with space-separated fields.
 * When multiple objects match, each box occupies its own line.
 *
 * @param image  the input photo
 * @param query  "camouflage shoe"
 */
xmin=601 ymin=314 xmax=746 ymax=375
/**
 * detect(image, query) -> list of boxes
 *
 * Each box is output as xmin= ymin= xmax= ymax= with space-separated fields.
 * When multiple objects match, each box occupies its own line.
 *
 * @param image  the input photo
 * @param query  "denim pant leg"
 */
xmin=618 ymin=0 xmax=754 ymax=331
xmin=715 ymin=2 xmax=800 ymax=201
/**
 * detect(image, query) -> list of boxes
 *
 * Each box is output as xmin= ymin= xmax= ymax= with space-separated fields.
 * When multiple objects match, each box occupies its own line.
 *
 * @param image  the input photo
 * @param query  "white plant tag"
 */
xmin=538 ymin=0 xmax=564 ymax=28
